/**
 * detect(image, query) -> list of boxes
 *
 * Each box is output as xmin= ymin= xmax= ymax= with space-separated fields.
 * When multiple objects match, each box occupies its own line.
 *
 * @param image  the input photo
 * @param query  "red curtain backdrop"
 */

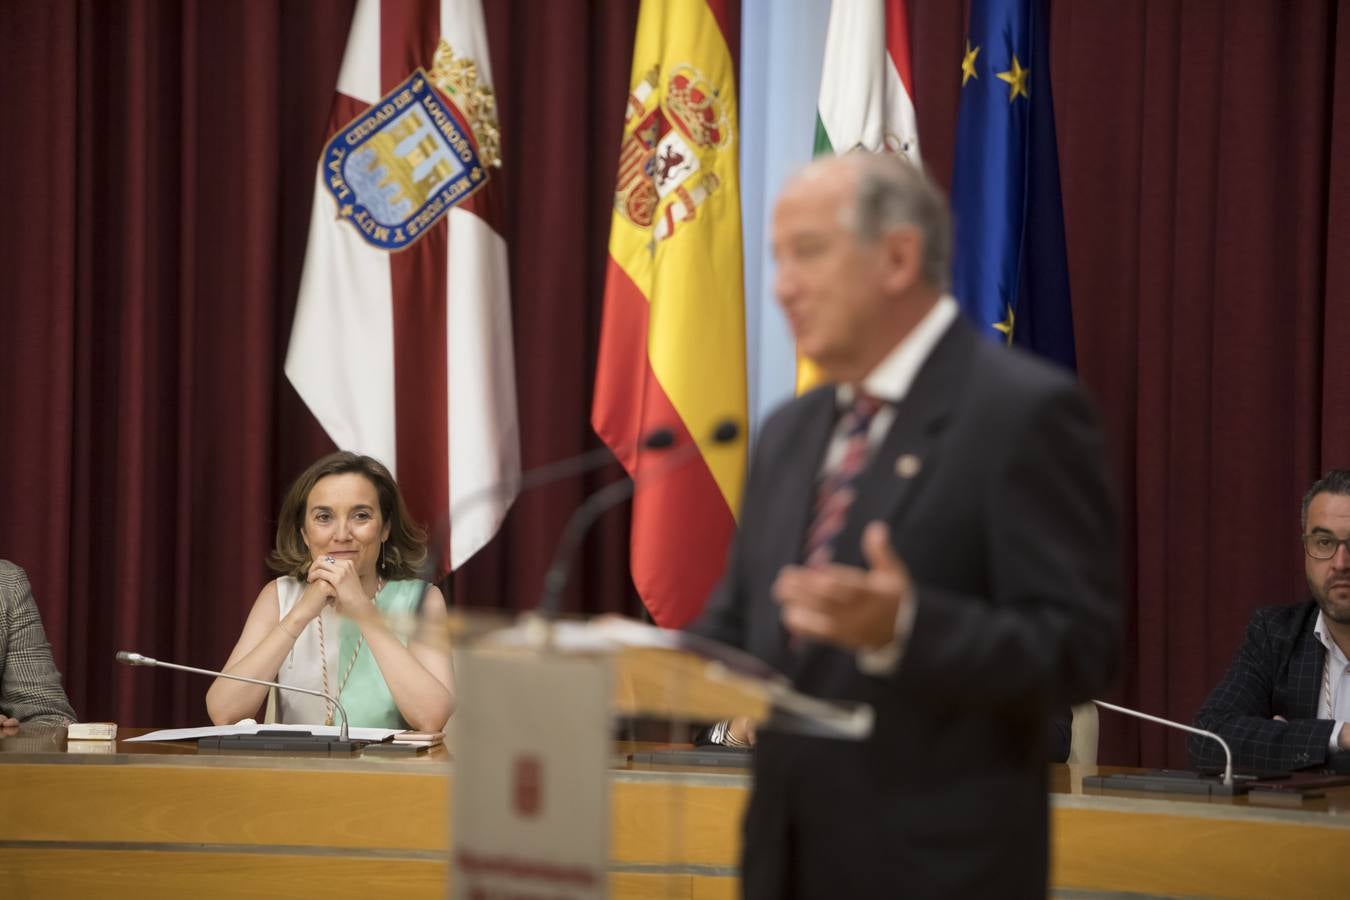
xmin=4 ymin=0 xmax=1350 ymax=767
xmin=0 ymin=0 xmax=644 ymax=730
xmin=908 ymin=0 xmax=1350 ymax=766
xmin=1 ymin=0 xmax=351 ymax=728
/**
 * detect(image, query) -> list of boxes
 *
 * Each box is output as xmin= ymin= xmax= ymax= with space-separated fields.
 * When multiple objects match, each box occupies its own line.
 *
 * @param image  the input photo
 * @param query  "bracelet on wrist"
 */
xmin=722 ymin=729 xmax=750 ymax=748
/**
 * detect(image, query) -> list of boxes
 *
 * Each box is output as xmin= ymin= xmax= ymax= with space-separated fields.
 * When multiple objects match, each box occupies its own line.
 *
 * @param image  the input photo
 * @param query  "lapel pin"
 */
xmin=895 ymin=454 xmax=922 ymax=479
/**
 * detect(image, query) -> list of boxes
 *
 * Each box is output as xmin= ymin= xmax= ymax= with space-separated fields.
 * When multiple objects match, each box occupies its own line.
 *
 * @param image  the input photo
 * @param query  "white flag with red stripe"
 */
xmin=815 ymin=0 xmax=920 ymax=162
xmin=286 ymin=0 xmax=519 ymax=575
xmin=797 ymin=0 xmax=920 ymax=392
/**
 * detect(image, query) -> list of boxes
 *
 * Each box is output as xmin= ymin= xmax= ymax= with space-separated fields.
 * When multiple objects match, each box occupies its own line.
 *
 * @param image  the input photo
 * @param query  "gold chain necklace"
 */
xmin=1325 ymin=651 xmax=1335 ymax=719
xmin=316 ymin=577 xmax=382 ymax=726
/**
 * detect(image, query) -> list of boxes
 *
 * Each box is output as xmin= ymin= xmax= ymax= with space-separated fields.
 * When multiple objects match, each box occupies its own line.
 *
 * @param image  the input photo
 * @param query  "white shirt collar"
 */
xmin=1314 ymin=611 xmax=1350 ymax=666
xmin=837 ymin=295 xmax=959 ymax=408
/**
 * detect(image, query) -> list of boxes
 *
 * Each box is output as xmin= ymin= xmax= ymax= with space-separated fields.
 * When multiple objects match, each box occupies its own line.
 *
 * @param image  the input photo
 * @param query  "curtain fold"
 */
xmin=4 ymin=0 xmax=353 ymax=726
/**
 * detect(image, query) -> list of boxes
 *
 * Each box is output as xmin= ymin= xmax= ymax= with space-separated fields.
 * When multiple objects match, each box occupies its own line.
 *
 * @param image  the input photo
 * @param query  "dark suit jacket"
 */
xmin=1189 ymin=600 xmax=1340 ymax=772
xmin=1048 ymin=706 xmax=1072 ymax=763
xmin=691 ymin=318 xmax=1121 ymax=899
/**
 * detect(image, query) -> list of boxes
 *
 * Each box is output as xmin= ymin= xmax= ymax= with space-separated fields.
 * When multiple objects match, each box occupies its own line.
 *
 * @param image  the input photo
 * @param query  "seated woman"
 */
xmin=206 ymin=452 xmax=453 ymax=731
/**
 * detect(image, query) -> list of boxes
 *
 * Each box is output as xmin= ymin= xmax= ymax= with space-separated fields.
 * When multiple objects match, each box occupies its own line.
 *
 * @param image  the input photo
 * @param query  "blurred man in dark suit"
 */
xmin=690 ymin=152 xmax=1121 ymax=898
xmin=1 ymin=561 xmax=77 ymax=729
xmin=1190 ymin=470 xmax=1350 ymax=772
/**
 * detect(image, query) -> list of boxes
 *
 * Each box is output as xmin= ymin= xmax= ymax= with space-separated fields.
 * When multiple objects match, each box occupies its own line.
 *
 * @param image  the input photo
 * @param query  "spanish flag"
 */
xmin=592 ymin=0 xmax=747 ymax=628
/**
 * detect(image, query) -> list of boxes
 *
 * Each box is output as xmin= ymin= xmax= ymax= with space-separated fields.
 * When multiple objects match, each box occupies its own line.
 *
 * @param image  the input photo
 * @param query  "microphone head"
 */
xmin=642 ymin=427 xmax=676 ymax=449
xmin=710 ymin=419 xmax=741 ymax=444
xmin=116 ymin=651 xmax=151 ymax=666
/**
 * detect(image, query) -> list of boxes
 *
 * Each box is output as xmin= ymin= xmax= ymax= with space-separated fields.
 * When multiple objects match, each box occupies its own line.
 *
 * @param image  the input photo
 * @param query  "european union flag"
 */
xmin=951 ymin=0 xmax=1075 ymax=370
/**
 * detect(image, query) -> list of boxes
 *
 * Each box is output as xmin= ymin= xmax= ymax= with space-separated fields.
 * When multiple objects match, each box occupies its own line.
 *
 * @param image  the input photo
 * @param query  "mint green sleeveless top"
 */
xmin=274 ymin=577 xmax=431 ymax=729
xmin=334 ymin=579 xmax=427 ymax=730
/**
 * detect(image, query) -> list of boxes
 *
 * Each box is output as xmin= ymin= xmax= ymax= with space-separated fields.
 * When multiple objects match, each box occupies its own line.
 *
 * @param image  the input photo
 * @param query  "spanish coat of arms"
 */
xmin=614 ymin=63 xmax=731 ymax=244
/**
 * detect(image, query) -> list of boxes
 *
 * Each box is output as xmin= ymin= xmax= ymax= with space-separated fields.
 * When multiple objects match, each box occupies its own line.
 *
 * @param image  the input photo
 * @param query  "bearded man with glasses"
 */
xmin=1189 ymin=469 xmax=1350 ymax=772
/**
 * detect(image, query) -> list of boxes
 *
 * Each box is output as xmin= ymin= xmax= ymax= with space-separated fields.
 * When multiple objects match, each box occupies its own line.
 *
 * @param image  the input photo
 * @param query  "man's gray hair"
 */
xmin=846 ymin=152 xmax=952 ymax=292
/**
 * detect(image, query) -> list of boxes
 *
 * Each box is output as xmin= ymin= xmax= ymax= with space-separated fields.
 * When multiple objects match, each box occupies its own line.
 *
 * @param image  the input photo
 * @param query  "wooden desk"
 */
xmin=3 ymin=728 xmax=1349 ymax=898
xmin=0 ymin=728 xmax=745 ymax=899
xmin=1049 ymin=765 xmax=1350 ymax=897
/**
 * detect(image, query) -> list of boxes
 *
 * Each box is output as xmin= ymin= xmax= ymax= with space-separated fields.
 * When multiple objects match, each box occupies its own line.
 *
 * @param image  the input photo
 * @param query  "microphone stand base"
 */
xmin=197 ymin=731 xmax=362 ymax=754
xmin=1083 ymin=772 xmax=1249 ymax=797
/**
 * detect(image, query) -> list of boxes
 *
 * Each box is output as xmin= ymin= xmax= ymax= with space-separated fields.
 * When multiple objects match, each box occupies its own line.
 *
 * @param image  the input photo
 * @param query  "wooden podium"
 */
xmin=446 ymin=615 xmax=872 ymax=899
xmin=458 ymin=614 xmax=874 ymax=734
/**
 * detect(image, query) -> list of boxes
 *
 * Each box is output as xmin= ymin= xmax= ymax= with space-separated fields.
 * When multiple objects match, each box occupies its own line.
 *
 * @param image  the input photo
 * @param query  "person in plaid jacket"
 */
xmin=1190 ymin=470 xmax=1350 ymax=772
xmin=1 ymin=560 xmax=76 ymax=728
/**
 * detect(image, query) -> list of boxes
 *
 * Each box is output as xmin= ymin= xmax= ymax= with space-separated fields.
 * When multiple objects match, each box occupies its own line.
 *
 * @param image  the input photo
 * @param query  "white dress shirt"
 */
xmin=1313 ymin=611 xmax=1350 ymax=751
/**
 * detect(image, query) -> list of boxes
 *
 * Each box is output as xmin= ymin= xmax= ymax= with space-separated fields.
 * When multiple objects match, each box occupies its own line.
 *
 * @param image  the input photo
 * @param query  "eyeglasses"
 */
xmin=1303 ymin=533 xmax=1350 ymax=560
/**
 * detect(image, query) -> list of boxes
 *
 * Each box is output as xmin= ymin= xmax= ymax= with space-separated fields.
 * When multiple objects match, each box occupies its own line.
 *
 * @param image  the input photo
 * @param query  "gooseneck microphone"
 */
xmin=1092 ymin=698 xmax=1235 ymax=786
xmin=450 ymin=428 xmax=675 ymax=519
xmin=116 ymin=651 xmax=353 ymax=745
xmin=423 ymin=426 xmax=677 ymax=578
xmin=538 ymin=419 xmax=741 ymax=622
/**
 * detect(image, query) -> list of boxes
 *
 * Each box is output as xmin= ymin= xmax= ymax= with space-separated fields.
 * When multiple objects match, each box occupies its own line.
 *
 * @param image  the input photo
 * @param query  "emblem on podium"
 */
xmin=513 ymin=754 xmax=543 ymax=818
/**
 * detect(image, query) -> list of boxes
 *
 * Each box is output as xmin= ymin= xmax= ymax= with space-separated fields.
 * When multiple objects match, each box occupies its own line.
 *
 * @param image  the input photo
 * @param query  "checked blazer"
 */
xmin=0 ymin=561 xmax=77 ymax=726
xmin=1189 ymin=600 xmax=1340 ymax=772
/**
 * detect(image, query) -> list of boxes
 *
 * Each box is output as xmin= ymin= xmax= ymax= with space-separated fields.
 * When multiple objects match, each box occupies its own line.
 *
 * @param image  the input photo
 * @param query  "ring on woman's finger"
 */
xmin=323 ymin=555 xmax=336 ymax=564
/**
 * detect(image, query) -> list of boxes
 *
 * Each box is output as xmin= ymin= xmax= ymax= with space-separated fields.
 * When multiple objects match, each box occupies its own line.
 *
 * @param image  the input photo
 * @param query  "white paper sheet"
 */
xmin=125 ymin=723 xmax=403 ymax=743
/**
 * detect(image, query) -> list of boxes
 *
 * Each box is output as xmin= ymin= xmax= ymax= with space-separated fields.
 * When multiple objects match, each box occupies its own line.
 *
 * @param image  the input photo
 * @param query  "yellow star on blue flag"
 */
xmin=996 ymin=53 xmax=1030 ymax=101
xmin=993 ymin=306 xmax=1015 ymax=344
xmin=961 ymin=41 xmax=980 ymax=86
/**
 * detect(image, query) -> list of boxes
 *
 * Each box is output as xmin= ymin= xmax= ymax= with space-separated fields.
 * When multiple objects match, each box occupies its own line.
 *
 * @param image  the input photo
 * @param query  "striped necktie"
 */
xmin=801 ymin=393 xmax=886 ymax=567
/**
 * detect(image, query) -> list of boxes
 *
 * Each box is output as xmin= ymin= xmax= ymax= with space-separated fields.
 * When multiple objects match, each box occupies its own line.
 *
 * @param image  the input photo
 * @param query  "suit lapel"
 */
xmin=830 ymin=320 xmax=976 ymax=567
xmin=787 ymin=321 xmax=975 ymax=682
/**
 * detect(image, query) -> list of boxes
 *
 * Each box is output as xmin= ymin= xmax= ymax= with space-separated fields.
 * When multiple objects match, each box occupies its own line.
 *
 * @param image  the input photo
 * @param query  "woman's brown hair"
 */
xmin=269 ymin=451 xmax=428 ymax=580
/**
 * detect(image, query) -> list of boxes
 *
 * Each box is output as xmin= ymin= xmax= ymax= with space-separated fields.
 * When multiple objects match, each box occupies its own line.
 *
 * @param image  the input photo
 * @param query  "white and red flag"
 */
xmin=797 ymin=0 xmax=921 ymax=391
xmin=287 ymin=0 xmax=519 ymax=575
